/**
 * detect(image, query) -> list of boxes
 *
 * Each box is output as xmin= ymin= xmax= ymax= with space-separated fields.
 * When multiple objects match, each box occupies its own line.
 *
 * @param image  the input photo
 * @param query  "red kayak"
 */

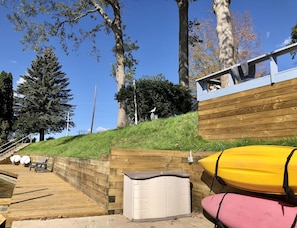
xmin=202 ymin=193 xmax=297 ymax=228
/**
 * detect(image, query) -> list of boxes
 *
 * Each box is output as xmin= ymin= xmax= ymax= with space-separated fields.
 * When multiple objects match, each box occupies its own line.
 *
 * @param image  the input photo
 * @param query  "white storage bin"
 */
xmin=123 ymin=170 xmax=191 ymax=221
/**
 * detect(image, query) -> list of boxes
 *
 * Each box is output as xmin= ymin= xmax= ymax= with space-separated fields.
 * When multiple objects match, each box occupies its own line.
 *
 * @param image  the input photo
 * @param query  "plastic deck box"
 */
xmin=123 ymin=170 xmax=191 ymax=221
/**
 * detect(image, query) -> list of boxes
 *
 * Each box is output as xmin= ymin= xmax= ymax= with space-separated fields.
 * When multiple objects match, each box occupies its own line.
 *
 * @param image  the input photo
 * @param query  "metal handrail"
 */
xmin=0 ymin=134 xmax=32 ymax=155
xmin=196 ymin=43 xmax=297 ymax=101
xmin=196 ymin=42 xmax=297 ymax=83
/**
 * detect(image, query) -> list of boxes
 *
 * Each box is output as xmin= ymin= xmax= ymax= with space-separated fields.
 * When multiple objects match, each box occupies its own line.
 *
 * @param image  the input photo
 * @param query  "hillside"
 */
xmin=19 ymin=111 xmax=297 ymax=159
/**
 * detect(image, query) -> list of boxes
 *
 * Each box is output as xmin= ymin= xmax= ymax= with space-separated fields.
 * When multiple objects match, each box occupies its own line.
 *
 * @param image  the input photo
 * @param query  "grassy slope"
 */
xmin=19 ymin=111 xmax=297 ymax=159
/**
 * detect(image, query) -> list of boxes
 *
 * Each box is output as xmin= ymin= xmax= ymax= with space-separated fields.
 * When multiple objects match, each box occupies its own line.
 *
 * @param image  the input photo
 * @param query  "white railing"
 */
xmin=196 ymin=43 xmax=297 ymax=101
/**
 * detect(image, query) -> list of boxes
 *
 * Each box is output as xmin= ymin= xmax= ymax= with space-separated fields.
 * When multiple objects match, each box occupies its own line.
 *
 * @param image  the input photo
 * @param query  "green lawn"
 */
xmin=19 ymin=111 xmax=297 ymax=159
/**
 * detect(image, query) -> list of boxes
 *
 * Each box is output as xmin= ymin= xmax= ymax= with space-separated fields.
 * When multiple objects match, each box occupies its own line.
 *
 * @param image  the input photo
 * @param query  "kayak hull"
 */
xmin=198 ymin=145 xmax=297 ymax=194
xmin=202 ymin=193 xmax=297 ymax=228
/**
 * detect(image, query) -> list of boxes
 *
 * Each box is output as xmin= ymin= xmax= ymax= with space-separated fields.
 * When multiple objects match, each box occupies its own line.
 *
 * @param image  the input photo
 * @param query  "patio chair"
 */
xmin=29 ymin=156 xmax=48 ymax=172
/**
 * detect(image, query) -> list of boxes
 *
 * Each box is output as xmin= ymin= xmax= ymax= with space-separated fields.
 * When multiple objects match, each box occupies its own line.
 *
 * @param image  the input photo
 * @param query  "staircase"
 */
xmin=0 ymin=135 xmax=32 ymax=162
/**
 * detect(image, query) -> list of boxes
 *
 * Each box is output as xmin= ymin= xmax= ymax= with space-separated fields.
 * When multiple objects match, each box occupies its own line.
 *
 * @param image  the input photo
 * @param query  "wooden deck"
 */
xmin=0 ymin=164 xmax=106 ymax=228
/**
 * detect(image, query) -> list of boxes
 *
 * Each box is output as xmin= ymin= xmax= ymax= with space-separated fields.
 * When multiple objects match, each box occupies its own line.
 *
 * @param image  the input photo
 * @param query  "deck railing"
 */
xmin=196 ymin=43 xmax=297 ymax=102
xmin=0 ymin=134 xmax=32 ymax=155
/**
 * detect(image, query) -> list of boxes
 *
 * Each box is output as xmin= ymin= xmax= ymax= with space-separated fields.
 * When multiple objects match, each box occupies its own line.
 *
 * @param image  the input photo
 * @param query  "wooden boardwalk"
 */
xmin=0 ymin=164 xmax=106 ymax=227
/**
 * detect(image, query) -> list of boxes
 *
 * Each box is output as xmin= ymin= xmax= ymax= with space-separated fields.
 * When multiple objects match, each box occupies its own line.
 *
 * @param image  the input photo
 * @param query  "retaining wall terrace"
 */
xmin=29 ymin=149 xmax=242 ymax=215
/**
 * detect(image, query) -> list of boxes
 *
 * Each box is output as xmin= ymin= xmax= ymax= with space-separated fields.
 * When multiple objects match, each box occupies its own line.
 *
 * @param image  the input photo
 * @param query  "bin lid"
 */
xmin=124 ymin=170 xmax=190 ymax=180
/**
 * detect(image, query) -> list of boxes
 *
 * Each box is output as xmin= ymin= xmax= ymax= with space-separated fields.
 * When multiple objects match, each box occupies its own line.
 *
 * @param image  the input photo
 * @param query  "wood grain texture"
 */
xmin=0 ymin=164 xmax=106 ymax=228
xmin=198 ymin=78 xmax=297 ymax=140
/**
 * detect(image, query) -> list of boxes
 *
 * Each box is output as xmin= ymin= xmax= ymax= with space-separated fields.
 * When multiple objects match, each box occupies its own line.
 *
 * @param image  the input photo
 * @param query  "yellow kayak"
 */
xmin=198 ymin=145 xmax=297 ymax=194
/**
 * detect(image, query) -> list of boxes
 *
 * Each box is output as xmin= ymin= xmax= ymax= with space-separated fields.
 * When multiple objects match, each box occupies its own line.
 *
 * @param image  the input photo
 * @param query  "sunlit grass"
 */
xmin=19 ymin=111 xmax=297 ymax=159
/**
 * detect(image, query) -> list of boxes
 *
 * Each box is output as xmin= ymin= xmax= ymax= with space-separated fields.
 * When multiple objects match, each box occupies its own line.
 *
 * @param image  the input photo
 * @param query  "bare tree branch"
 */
xmin=57 ymin=8 xmax=98 ymax=28
xmin=90 ymin=0 xmax=113 ymax=27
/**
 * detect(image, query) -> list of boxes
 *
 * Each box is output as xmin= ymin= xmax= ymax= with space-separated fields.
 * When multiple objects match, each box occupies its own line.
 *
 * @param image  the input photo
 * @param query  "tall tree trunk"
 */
xmin=177 ymin=0 xmax=189 ymax=88
xmin=115 ymin=50 xmax=127 ymax=128
xmin=90 ymin=0 xmax=128 ymax=128
xmin=39 ymin=129 xmax=45 ymax=141
xmin=112 ymin=1 xmax=128 ymax=128
xmin=213 ymin=0 xmax=235 ymax=88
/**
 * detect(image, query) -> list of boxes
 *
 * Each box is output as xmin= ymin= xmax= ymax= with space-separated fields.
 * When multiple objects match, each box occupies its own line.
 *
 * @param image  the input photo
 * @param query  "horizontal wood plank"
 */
xmin=199 ymin=94 xmax=297 ymax=119
xmin=199 ymin=78 xmax=297 ymax=109
xmin=0 ymin=164 xmax=106 ymax=227
xmin=198 ymin=77 xmax=297 ymax=140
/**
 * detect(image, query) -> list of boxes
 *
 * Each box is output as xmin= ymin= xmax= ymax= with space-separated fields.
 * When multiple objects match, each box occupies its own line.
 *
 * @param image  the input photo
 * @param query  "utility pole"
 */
xmin=66 ymin=112 xmax=70 ymax=136
xmin=90 ymin=85 xmax=97 ymax=133
xmin=133 ymin=79 xmax=138 ymax=125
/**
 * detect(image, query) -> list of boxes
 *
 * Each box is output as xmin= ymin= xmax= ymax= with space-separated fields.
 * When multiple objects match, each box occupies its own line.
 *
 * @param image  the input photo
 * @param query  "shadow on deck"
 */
xmin=0 ymin=164 xmax=106 ymax=228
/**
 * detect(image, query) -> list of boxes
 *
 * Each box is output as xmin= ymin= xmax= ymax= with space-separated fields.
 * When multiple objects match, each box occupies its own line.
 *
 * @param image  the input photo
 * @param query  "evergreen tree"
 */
xmin=0 ymin=71 xmax=13 ymax=143
xmin=3 ymin=0 xmax=139 ymax=128
xmin=14 ymin=48 xmax=75 ymax=141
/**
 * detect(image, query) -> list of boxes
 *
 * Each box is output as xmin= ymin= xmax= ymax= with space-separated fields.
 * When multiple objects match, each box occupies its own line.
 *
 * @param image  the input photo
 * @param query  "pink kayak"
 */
xmin=202 ymin=193 xmax=297 ymax=228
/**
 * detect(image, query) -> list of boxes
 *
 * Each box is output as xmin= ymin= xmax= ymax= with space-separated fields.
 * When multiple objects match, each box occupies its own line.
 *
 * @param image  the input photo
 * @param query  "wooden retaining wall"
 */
xmin=29 ymin=155 xmax=110 ymax=211
xmin=53 ymin=156 xmax=110 ymax=209
xmin=198 ymin=77 xmax=297 ymax=141
xmin=108 ymin=148 xmax=216 ymax=214
xmin=30 ymin=149 xmax=235 ymax=215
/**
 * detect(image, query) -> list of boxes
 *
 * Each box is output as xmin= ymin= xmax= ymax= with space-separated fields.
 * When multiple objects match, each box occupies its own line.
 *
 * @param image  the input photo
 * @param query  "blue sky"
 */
xmin=1 ymin=0 xmax=297 ymax=140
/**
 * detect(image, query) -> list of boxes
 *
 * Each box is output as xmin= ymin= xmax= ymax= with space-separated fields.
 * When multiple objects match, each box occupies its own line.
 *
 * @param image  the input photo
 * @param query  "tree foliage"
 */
xmin=2 ymin=0 xmax=138 ymax=128
xmin=189 ymin=10 xmax=263 ymax=90
xmin=0 ymin=71 xmax=13 ymax=143
xmin=14 ymin=49 xmax=75 ymax=141
xmin=290 ymin=22 xmax=297 ymax=58
xmin=291 ymin=23 xmax=297 ymax=44
xmin=116 ymin=74 xmax=192 ymax=124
